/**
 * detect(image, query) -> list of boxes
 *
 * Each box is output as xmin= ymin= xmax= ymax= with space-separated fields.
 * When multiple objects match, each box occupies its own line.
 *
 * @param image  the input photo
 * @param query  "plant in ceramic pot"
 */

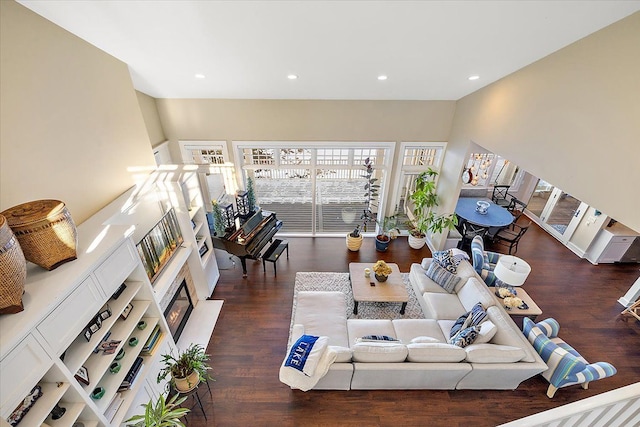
xmin=125 ymin=393 xmax=189 ymax=427
xmin=372 ymin=260 xmax=393 ymax=282
xmin=346 ymin=224 xmax=363 ymax=251
xmin=374 ymin=215 xmax=399 ymax=252
xmin=407 ymin=168 xmax=458 ymax=249
xmin=157 ymin=343 xmax=213 ymax=393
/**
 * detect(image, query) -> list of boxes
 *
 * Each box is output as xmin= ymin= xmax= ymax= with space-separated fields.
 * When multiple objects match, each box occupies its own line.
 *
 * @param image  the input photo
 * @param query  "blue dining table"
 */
xmin=455 ymin=197 xmax=514 ymax=228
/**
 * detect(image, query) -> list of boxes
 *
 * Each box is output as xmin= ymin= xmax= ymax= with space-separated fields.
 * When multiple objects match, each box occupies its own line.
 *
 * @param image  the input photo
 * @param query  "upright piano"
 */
xmin=211 ymin=209 xmax=283 ymax=277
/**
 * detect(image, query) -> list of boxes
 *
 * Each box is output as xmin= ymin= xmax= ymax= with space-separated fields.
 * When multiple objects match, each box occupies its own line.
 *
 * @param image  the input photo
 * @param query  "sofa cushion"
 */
xmin=464 ymin=344 xmax=526 ymax=363
xmin=450 ymin=326 xmax=480 ymax=348
xmin=294 ymin=291 xmax=349 ymax=348
xmin=329 ymin=345 xmax=353 ymax=363
xmin=347 ymin=319 xmax=396 ymax=345
xmin=457 ymin=277 xmax=495 ymax=311
xmin=411 ymin=336 xmax=441 ymax=344
xmin=392 ymin=319 xmax=447 ymax=343
xmin=352 ymin=342 xmax=408 ymax=363
xmin=486 ymin=306 xmax=535 ymax=362
xmin=406 ymin=343 xmax=467 ymax=362
xmin=411 ymin=263 xmax=448 ymax=294
xmin=474 ymin=320 xmax=498 ymax=344
xmin=425 ymin=262 xmax=461 ymax=293
xmin=422 ymin=292 xmax=466 ymax=320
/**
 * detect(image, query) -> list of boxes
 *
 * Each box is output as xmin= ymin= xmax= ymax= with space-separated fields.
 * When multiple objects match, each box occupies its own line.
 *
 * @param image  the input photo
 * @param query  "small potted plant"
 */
xmin=125 ymin=393 xmax=189 ymax=427
xmin=157 ymin=343 xmax=213 ymax=392
xmin=372 ymin=260 xmax=393 ymax=282
xmin=374 ymin=215 xmax=399 ymax=252
xmin=346 ymin=224 xmax=363 ymax=251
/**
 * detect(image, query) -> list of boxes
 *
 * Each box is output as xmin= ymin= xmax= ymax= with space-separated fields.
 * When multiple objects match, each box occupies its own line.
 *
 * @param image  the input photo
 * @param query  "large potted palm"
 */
xmin=408 ymin=168 xmax=458 ymax=249
xmin=157 ymin=343 xmax=213 ymax=393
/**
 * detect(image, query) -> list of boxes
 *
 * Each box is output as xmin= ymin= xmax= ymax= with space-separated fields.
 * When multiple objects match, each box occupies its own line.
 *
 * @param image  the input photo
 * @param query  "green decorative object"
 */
xmin=91 ymin=387 xmax=105 ymax=400
xmin=129 ymin=337 xmax=139 ymax=347
xmin=211 ymin=201 xmax=226 ymax=237
xmin=246 ymin=176 xmax=256 ymax=213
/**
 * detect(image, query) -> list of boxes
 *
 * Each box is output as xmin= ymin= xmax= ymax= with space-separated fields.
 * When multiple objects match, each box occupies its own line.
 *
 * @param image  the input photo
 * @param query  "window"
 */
xmin=233 ymin=142 xmax=394 ymax=235
xmin=179 ymin=141 xmax=229 ymax=165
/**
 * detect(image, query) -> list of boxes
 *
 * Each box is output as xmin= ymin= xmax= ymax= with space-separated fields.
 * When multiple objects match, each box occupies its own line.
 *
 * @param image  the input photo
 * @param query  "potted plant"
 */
xmin=346 ymin=224 xmax=363 ymax=251
xmin=211 ymin=201 xmax=226 ymax=237
xmin=125 ymin=393 xmax=189 ymax=427
xmin=246 ymin=176 xmax=257 ymax=214
xmin=372 ymin=260 xmax=393 ymax=282
xmin=157 ymin=343 xmax=213 ymax=393
xmin=374 ymin=215 xmax=399 ymax=252
xmin=346 ymin=157 xmax=379 ymax=251
xmin=407 ymin=168 xmax=458 ymax=249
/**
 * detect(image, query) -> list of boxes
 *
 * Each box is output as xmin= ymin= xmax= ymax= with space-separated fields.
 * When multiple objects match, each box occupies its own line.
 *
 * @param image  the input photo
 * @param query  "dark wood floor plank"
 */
xmin=183 ymin=221 xmax=640 ymax=426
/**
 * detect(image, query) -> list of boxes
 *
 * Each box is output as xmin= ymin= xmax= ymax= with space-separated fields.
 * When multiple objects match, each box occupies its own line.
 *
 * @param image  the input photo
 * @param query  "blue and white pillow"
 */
xmin=285 ymin=334 xmax=329 ymax=376
xmin=433 ymin=249 xmax=470 ymax=273
xmin=357 ymin=335 xmax=399 ymax=342
xmin=451 ymin=326 xmax=480 ymax=348
xmin=426 ymin=262 xmax=461 ymax=293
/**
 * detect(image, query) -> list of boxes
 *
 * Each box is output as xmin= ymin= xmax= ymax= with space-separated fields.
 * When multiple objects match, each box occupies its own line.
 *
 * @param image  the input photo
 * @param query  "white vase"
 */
xmin=408 ymin=234 xmax=426 ymax=249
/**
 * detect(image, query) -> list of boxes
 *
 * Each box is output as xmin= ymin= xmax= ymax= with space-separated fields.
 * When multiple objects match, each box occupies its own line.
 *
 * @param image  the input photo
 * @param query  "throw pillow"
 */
xmin=449 ymin=313 xmax=470 ymax=338
xmin=425 ymin=262 xmax=461 ymax=294
xmin=450 ymin=326 xmax=480 ymax=348
xmin=356 ymin=335 xmax=399 ymax=343
xmin=474 ymin=320 xmax=497 ymax=344
xmin=432 ymin=250 xmax=458 ymax=273
xmin=468 ymin=302 xmax=487 ymax=326
xmin=284 ymin=335 xmax=329 ymax=376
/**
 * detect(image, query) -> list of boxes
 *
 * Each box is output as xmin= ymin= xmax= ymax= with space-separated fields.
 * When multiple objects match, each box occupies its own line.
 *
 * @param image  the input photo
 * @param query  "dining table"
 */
xmin=455 ymin=197 xmax=514 ymax=228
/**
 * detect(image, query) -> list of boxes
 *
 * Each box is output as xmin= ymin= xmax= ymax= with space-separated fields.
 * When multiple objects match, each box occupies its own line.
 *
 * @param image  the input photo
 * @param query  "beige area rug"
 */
xmin=290 ymin=272 xmax=423 ymax=333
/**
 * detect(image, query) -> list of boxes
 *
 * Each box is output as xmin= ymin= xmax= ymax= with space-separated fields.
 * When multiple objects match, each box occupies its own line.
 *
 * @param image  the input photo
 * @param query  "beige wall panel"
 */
xmin=441 ymin=11 xmax=640 ymax=237
xmin=0 ymin=1 xmax=155 ymax=224
xmin=136 ymin=91 xmax=166 ymax=147
xmin=156 ymin=99 xmax=456 ymax=162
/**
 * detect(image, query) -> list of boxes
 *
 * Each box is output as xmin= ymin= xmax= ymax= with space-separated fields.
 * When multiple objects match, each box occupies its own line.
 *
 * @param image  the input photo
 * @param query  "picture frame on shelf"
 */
xmin=83 ymin=328 xmax=92 ymax=342
xmin=99 ymin=305 xmax=112 ymax=320
xmin=199 ymin=241 xmax=209 ymax=257
xmin=121 ymin=303 xmax=133 ymax=320
xmin=75 ymin=366 xmax=90 ymax=386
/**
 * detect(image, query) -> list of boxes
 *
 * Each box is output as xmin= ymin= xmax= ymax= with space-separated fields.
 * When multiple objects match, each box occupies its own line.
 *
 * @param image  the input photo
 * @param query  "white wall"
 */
xmin=437 ymin=12 xmax=640 ymax=250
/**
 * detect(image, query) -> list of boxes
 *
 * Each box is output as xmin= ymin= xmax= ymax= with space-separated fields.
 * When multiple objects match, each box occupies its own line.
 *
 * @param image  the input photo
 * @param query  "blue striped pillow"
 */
xmin=425 ymin=262 xmax=460 ymax=293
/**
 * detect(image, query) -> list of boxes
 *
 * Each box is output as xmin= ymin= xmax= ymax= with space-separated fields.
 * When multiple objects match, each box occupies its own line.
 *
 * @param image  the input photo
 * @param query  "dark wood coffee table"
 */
xmin=349 ymin=262 xmax=408 ymax=315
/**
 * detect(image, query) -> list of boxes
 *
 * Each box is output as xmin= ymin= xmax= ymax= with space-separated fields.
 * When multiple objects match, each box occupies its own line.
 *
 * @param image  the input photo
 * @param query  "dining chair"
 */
xmin=493 ymin=221 xmax=531 ymax=255
xmin=507 ymin=197 xmax=528 ymax=226
xmin=457 ymin=221 xmax=489 ymax=252
xmin=491 ymin=185 xmax=512 ymax=207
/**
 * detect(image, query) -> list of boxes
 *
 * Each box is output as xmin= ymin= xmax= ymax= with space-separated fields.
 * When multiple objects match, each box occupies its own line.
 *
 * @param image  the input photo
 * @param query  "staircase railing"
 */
xmin=499 ymin=383 xmax=640 ymax=427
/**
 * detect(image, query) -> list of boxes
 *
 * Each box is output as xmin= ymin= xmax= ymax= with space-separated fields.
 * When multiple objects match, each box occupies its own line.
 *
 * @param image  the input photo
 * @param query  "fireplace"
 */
xmin=163 ymin=279 xmax=194 ymax=342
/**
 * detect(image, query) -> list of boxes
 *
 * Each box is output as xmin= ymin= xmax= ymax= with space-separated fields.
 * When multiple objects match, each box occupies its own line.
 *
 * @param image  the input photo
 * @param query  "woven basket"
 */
xmin=0 ymin=215 xmax=27 ymax=314
xmin=1 ymin=200 xmax=77 ymax=271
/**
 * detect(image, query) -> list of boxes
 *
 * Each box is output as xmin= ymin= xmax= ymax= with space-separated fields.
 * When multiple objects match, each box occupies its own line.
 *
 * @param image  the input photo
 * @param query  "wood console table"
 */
xmin=488 ymin=287 xmax=542 ymax=328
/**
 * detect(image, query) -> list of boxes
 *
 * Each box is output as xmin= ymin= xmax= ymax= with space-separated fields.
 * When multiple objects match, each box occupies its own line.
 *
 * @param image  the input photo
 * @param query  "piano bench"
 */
xmin=262 ymin=239 xmax=289 ymax=275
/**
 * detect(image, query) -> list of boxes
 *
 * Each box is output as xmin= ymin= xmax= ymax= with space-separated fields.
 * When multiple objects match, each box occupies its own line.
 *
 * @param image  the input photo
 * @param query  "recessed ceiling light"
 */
xmin=378 ymin=75 xmax=388 ymax=81
xmin=468 ymin=75 xmax=480 ymax=81
xmin=194 ymin=73 xmax=206 ymax=79
xmin=287 ymin=74 xmax=298 ymax=80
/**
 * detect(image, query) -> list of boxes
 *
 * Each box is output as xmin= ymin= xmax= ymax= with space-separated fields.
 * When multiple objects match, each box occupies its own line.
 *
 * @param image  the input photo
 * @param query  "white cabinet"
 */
xmin=0 ymin=231 xmax=173 ymax=427
xmin=586 ymin=222 xmax=640 ymax=264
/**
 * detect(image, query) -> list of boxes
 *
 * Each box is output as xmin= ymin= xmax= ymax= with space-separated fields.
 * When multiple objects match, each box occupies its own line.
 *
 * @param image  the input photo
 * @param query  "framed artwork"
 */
xmin=83 ymin=328 xmax=92 ymax=342
xmin=75 ymin=366 xmax=90 ymax=386
xmin=136 ymin=209 xmax=183 ymax=284
xmin=199 ymin=241 xmax=209 ymax=257
xmin=99 ymin=305 xmax=112 ymax=321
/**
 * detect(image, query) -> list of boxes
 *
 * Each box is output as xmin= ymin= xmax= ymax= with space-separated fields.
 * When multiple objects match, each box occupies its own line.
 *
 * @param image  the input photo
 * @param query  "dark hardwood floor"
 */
xmin=185 ymin=220 xmax=639 ymax=427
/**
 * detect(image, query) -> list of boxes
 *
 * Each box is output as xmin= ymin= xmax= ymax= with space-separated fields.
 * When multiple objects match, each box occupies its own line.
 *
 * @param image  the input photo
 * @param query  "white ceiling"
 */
xmin=18 ymin=1 xmax=640 ymax=100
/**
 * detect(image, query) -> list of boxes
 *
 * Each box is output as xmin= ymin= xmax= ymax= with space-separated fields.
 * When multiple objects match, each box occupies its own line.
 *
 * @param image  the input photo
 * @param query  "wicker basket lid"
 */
xmin=1 ymin=200 xmax=67 ymax=227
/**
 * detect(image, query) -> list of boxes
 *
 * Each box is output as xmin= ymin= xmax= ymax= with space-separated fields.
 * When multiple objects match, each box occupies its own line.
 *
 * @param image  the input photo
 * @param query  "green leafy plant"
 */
xmin=409 ymin=168 xmax=457 ymax=236
xmin=360 ymin=157 xmax=379 ymax=232
xmin=125 ymin=393 xmax=189 ymax=427
xmin=376 ymin=215 xmax=400 ymax=241
xmin=157 ymin=343 xmax=213 ymax=391
xmin=246 ymin=176 xmax=256 ymax=212
xmin=211 ymin=200 xmax=226 ymax=237
xmin=349 ymin=224 xmax=361 ymax=238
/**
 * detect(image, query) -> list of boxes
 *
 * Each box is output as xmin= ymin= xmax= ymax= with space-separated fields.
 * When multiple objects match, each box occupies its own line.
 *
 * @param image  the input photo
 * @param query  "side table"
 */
xmin=170 ymin=383 xmax=208 ymax=420
xmin=488 ymin=287 xmax=542 ymax=329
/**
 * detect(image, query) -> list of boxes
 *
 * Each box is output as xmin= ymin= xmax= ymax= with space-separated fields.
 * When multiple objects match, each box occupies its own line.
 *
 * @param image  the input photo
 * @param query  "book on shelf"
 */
xmin=119 ymin=356 xmax=144 ymax=391
xmin=141 ymin=325 xmax=163 ymax=356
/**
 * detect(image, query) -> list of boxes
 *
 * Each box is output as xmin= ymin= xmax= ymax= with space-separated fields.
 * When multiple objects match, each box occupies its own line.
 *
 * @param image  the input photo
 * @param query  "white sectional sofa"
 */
xmin=286 ymin=257 xmax=547 ymax=390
